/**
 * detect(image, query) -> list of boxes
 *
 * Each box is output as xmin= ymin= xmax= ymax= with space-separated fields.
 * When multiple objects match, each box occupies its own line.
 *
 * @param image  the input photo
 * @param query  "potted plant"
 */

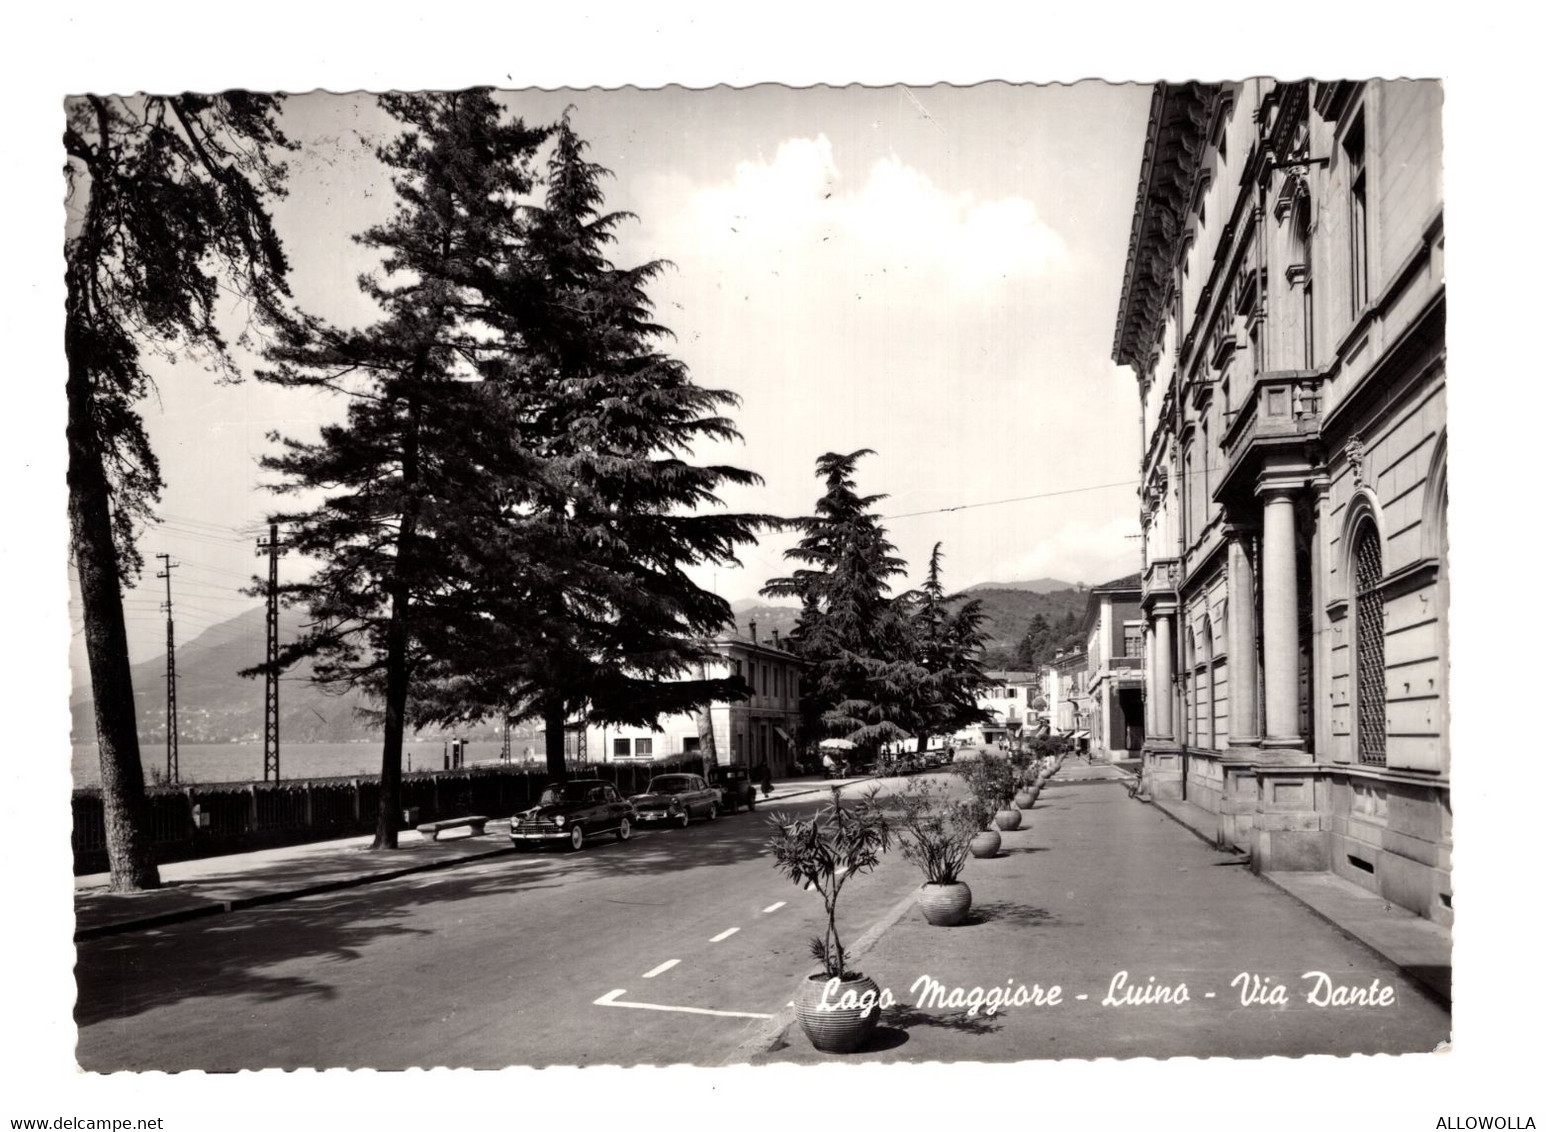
xmin=963 ymin=797 xmax=1000 ymax=858
xmin=955 ymin=753 xmax=1020 ymax=834
xmin=894 ymin=778 xmax=978 ymax=925
xmin=768 ymin=786 xmax=893 ymax=1053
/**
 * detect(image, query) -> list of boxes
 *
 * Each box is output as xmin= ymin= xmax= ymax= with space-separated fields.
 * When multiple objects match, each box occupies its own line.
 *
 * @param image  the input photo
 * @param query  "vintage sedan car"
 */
xmin=629 ymin=773 xmax=721 ymax=827
xmin=710 ymin=765 xmax=758 ymax=813
xmin=509 ymin=780 xmax=633 ymax=850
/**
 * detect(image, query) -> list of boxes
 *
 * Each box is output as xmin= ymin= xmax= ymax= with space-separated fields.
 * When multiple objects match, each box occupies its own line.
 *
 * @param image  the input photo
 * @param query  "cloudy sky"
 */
xmin=70 ymin=82 xmax=1153 ymax=671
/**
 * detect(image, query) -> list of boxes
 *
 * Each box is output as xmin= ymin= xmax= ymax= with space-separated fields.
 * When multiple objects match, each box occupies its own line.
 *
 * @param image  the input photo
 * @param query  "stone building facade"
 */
xmin=1113 ymin=80 xmax=1448 ymax=924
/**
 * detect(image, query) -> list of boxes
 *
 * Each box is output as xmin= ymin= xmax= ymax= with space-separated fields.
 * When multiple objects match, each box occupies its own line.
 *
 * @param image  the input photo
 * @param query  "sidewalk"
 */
xmin=73 ymin=771 xmax=868 ymax=942
xmin=1146 ymin=792 xmax=1453 ymax=1003
xmin=745 ymin=771 xmax=1452 ymax=1063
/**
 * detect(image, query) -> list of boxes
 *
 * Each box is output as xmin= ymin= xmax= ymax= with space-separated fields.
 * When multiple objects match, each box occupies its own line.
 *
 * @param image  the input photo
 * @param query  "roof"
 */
xmin=1111 ymin=82 xmax=1222 ymax=371
xmin=1092 ymin=572 xmax=1142 ymax=593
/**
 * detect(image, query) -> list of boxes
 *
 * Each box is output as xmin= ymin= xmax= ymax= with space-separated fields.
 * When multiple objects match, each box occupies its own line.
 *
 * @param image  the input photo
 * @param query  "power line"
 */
xmin=882 ymin=478 xmax=1140 ymax=521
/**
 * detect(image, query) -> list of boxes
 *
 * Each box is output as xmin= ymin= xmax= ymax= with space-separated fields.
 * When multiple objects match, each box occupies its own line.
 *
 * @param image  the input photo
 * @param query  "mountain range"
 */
xmin=73 ymin=578 xmax=1089 ymax=745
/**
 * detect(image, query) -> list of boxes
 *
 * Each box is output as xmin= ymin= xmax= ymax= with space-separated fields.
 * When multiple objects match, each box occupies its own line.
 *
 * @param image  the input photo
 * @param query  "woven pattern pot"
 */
xmin=794 ymin=973 xmax=882 ymax=1053
xmin=917 ymin=881 xmax=972 ymax=926
xmin=994 ymin=807 xmax=1022 ymax=831
xmin=1013 ymin=789 xmax=1035 ymax=809
xmin=969 ymin=829 xmax=1001 ymax=858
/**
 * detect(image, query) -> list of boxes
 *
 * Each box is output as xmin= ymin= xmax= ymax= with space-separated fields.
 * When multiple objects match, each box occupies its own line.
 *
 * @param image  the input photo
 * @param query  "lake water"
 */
xmin=69 ymin=740 xmax=530 ymax=788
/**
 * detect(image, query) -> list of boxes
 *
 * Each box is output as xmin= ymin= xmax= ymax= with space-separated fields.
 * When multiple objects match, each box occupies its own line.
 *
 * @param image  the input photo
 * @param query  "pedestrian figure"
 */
xmin=757 ymin=759 xmax=773 ymax=798
xmin=822 ymin=751 xmax=837 ymax=778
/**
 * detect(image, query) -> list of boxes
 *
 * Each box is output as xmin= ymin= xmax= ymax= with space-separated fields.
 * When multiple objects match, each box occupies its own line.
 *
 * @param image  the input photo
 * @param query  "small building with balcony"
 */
xmin=1113 ymin=80 xmax=1448 ymax=925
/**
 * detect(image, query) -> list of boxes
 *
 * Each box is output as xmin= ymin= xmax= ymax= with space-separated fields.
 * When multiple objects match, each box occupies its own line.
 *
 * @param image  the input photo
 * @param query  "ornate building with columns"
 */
xmin=1113 ymin=80 xmax=1448 ymax=924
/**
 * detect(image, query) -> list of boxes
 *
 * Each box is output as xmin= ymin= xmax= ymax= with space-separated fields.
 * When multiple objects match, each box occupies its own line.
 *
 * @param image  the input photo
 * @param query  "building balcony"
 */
xmin=1141 ymin=556 xmax=1180 ymax=613
xmin=1216 ymin=368 xmax=1326 ymax=505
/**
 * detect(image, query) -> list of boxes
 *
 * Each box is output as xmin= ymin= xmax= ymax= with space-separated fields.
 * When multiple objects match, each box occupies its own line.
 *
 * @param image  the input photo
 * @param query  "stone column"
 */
xmin=1260 ymin=488 xmax=1303 ymax=749
xmin=1144 ymin=624 xmax=1157 ymax=735
xmin=1153 ymin=613 xmax=1174 ymax=739
xmin=1226 ymin=533 xmax=1259 ymax=745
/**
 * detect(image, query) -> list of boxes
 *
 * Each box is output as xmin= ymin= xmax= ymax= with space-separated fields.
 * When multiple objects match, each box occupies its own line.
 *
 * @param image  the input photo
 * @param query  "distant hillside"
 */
xmin=965 ymin=578 xmax=1075 ymax=594
xmin=961 ymin=587 xmax=1088 ymax=648
xmin=728 ymin=587 xmax=1088 ymax=652
xmin=70 ymin=604 xmax=531 ymax=747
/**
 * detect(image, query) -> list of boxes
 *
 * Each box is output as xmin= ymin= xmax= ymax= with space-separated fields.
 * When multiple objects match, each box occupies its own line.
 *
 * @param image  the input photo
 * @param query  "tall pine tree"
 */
xmin=408 ymin=112 xmax=771 ymax=779
xmin=763 ymin=450 xmax=912 ymax=755
xmin=253 ymin=91 xmax=548 ymax=848
xmin=65 ymin=93 xmax=293 ymax=890
xmin=900 ymin=543 xmax=994 ymax=750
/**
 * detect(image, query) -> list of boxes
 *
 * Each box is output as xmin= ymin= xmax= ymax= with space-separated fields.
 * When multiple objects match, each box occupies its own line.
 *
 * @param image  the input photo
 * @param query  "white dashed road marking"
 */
xmin=594 ymin=988 xmax=774 ymax=1021
xmin=642 ymin=960 xmax=680 ymax=979
xmin=762 ymin=902 xmax=786 ymax=914
xmin=709 ymin=927 xmax=740 ymax=943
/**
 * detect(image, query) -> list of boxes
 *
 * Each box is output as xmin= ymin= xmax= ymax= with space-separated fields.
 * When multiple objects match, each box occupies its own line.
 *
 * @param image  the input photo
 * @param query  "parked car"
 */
xmin=710 ymin=765 xmax=757 ymax=813
xmin=629 ymin=773 xmax=721 ymax=827
xmin=509 ymin=780 xmax=634 ymax=851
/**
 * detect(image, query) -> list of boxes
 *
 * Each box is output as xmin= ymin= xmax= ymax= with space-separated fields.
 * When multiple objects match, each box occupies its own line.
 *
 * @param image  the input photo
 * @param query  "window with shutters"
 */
xmin=1353 ymin=521 xmax=1386 ymax=765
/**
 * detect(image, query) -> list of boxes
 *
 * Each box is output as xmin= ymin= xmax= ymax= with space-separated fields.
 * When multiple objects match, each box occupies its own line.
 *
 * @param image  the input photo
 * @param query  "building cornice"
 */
xmin=1112 ymin=82 xmax=1222 ymax=370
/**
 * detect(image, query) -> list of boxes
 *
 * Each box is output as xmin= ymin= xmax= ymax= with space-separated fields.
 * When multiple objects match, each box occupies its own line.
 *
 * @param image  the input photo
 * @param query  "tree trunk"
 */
xmin=67 ymin=352 xmax=160 ymax=892
xmin=373 ymin=394 xmax=424 ymax=850
xmin=543 ymin=698 xmax=568 ymax=781
xmin=695 ymin=659 xmax=719 ymax=772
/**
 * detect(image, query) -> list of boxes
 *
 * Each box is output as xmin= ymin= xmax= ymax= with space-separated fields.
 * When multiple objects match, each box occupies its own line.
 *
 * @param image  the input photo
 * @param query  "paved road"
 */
xmin=75 ymin=780 xmax=924 ymax=1070
xmin=75 ymin=763 xmax=1451 ymax=1069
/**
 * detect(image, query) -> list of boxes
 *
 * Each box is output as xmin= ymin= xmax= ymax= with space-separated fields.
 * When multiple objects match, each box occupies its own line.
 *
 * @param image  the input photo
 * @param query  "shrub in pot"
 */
xmin=961 ymin=798 xmax=1000 ymax=857
xmin=768 ymin=786 xmax=892 ymax=1053
xmin=956 ymin=753 xmax=1019 ymax=833
xmin=894 ymin=779 xmax=978 ymax=925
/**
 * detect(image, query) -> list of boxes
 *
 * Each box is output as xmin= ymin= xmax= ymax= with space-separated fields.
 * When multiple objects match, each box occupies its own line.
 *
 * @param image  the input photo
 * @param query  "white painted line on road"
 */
xmin=1076 ymin=994 xmax=1088 ymax=1001
xmin=594 ymin=988 xmax=774 ymax=1021
xmin=642 ymin=959 xmax=680 ymax=979
xmin=1205 ymin=992 xmax=1216 ymax=999
xmin=762 ymin=901 xmax=786 ymax=914
xmin=710 ymin=927 xmax=740 ymax=943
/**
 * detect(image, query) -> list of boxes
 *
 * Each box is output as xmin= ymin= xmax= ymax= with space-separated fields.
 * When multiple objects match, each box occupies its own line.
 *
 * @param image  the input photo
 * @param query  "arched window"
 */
xmin=1353 ymin=521 xmax=1387 ymax=765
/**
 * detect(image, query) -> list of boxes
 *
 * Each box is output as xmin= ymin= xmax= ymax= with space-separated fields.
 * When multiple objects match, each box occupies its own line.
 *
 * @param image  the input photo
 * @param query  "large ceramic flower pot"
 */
xmin=994 ymin=807 xmax=1022 ymax=831
xmin=969 ymin=829 xmax=1001 ymax=858
xmin=917 ymin=881 xmax=972 ymax=926
xmin=794 ymin=972 xmax=883 ymax=1053
xmin=1013 ymin=789 xmax=1036 ymax=809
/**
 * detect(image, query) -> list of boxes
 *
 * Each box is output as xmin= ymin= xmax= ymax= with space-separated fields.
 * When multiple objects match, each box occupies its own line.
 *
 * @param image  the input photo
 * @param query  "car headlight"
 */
xmin=554 ymin=815 xmax=566 ymax=827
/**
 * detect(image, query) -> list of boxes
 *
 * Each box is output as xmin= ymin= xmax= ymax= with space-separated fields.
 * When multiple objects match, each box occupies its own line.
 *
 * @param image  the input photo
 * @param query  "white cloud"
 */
xmin=993 ymin=516 xmax=1141 ymax=586
xmin=672 ymin=135 xmax=1066 ymax=292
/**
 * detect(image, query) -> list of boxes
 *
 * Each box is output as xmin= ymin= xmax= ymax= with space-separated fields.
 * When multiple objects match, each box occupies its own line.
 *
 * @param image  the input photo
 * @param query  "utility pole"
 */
xmin=256 ymin=523 xmax=289 ymax=782
xmin=155 ymin=554 xmax=179 ymax=784
xmin=501 ymin=716 xmax=511 ymax=762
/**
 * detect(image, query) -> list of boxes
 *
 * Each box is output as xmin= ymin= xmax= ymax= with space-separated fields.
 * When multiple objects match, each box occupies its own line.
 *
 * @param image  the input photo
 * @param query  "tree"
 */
xmin=65 ymin=94 xmax=294 ymax=890
xmin=254 ymin=91 xmax=548 ymax=848
xmin=900 ymin=543 xmax=994 ymax=751
xmin=405 ymin=112 xmax=771 ymax=779
xmin=764 ymin=451 xmax=912 ymax=755
xmin=1015 ymin=612 xmax=1052 ymax=670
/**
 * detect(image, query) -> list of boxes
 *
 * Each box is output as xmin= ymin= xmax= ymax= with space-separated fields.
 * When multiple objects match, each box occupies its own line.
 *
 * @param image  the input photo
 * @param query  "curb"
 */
xmin=74 ymin=841 xmax=521 ymax=942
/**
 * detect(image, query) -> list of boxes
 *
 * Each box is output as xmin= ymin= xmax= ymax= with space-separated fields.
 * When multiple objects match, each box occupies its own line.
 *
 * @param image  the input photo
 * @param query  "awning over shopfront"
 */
xmin=774 ymin=727 xmax=792 ymax=743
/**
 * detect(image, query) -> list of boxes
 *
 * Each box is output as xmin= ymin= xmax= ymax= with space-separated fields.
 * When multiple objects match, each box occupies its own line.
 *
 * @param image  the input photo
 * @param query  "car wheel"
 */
xmin=677 ymin=809 xmax=690 ymax=829
xmin=616 ymin=816 xmax=632 ymax=842
xmin=569 ymin=824 xmax=585 ymax=851
xmin=707 ymin=801 xmax=718 ymax=822
xmin=746 ymin=794 xmax=756 ymax=811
